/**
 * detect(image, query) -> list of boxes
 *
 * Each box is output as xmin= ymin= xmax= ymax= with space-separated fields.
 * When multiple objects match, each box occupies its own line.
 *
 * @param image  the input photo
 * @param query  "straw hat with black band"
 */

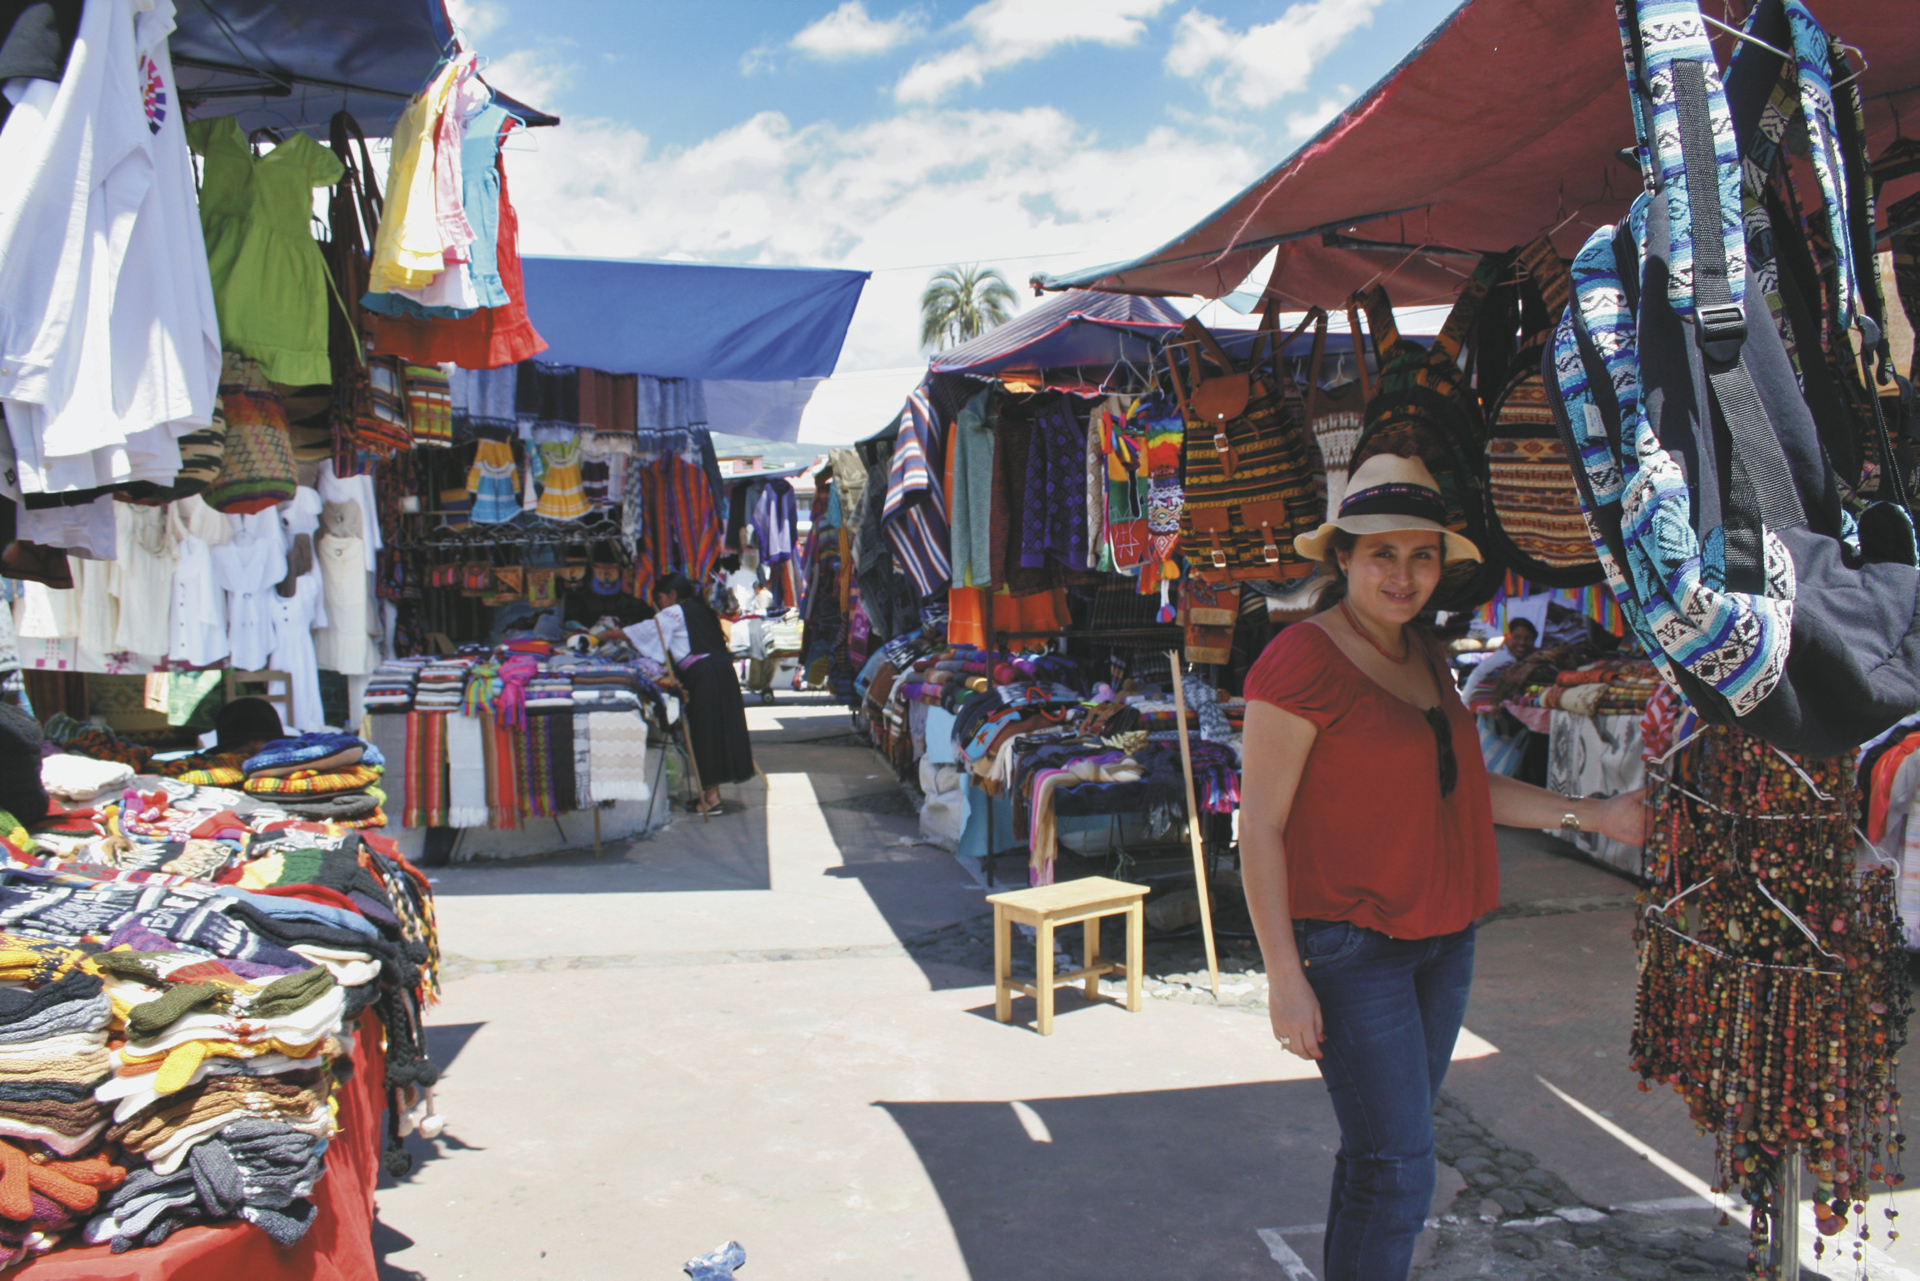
xmin=1293 ymin=453 xmax=1482 ymax=565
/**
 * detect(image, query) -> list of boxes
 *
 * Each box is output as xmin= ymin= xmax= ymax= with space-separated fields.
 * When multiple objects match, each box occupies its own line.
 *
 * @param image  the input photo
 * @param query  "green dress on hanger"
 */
xmin=187 ymin=116 xmax=346 ymax=386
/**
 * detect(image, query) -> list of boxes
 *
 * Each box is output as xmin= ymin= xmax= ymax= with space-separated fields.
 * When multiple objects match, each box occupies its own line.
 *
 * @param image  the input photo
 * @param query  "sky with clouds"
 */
xmin=455 ymin=0 xmax=1463 ymax=373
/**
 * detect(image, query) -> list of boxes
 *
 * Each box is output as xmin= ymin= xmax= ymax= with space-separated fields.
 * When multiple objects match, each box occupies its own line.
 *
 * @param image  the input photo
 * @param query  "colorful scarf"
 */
xmin=402 ymin=712 xmax=447 ymax=828
xmin=482 ymin=712 xmax=520 ymax=830
xmin=494 ymin=656 xmax=539 ymax=730
xmin=519 ymin=714 xmax=561 ymax=820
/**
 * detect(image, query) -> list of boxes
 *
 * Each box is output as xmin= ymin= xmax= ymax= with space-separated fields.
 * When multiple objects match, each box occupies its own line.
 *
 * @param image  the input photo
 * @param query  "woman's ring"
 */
xmin=1277 ymin=1036 xmax=1291 ymax=1048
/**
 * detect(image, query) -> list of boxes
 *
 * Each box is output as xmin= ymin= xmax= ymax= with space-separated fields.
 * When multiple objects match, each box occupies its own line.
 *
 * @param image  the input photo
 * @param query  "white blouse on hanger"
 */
xmin=209 ymin=511 xmax=285 ymax=671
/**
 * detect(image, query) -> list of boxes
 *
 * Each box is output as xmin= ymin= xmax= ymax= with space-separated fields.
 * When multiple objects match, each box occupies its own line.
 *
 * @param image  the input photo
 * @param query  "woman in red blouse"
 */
xmin=1241 ymin=454 xmax=1646 ymax=1280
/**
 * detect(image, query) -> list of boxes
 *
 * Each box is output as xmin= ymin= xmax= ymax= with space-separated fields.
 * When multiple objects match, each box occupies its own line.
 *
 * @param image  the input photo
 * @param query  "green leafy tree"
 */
xmin=919 ymin=265 xmax=1017 ymax=351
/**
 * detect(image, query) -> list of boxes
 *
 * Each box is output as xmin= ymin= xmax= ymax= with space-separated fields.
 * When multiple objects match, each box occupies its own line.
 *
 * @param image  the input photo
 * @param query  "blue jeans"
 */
xmin=1292 ymin=919 xmax=1476 ymax=1281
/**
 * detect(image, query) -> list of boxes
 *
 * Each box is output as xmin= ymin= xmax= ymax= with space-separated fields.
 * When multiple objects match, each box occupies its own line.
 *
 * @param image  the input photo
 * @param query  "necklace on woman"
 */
xmin=1339 ymin=598 xmax=1411 ymax=665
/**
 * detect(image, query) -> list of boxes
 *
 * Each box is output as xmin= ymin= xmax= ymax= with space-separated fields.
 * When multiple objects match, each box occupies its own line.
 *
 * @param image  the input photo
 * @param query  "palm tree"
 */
xmin=919 ymin=265 xmax=1017 ymax=351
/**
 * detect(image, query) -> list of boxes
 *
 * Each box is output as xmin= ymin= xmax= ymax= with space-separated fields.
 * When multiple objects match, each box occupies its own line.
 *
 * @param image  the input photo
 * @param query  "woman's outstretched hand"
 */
xmin=1591 ymin=787 xmax=1651 ymax=847
xmin=1269 ymin=967 xmax=1324 ymax=1061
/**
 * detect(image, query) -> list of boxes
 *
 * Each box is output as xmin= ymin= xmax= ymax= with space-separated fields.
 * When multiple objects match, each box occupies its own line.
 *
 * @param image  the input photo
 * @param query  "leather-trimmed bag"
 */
xmin=1346 ymin=263 xmax=1506 ymax=612
xmin=321 ymin=111 xmax=410 ymax=470
xmin=1167 ymin=306 xmax=1324 ymax=583
xmin=1481 ymin=235 xmax=1602 ymax=587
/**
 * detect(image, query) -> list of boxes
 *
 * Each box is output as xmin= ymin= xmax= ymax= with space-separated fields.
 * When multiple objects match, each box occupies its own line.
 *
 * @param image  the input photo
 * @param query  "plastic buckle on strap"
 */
xmin=1261 ymin=538 xmax=1280 ymax=564
xmin=1210 ymin=548 xmax=1229 ymax=569
xmin=1697 ymin=303 xmax=1747 ymax=363
xmin=1212 ymin=432 xmax=1232 ymax=454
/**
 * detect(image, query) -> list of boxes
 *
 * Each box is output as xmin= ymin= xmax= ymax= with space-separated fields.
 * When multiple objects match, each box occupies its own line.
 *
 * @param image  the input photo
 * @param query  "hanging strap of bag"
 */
xmin=1345 ymin=295 xmax=1373 ymax=406
xmin=1630 ymin=2 xmax=1806 ymax=594
xmin=1304 ymin=313 xmax=1329 ymax=423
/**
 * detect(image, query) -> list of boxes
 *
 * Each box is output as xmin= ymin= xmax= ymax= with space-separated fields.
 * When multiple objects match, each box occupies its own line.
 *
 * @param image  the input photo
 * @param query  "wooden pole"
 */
xmin=1167 ymin=649 xmax=1220 ymax=998
xmin=593 ymin=804 xmax=602 ymax=858
xmin=678 ymin=716 xmax=708 ymax=822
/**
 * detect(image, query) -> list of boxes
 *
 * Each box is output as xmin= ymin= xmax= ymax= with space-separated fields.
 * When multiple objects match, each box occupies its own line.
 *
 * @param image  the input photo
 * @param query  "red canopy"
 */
xmin=1033 ymin=0 xmax=1920 ymax=307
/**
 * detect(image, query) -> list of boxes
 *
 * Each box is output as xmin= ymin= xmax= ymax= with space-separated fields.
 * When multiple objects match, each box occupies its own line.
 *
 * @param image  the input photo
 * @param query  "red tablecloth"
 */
xmin=12 ymin=1010 xmax=382 ymax=1281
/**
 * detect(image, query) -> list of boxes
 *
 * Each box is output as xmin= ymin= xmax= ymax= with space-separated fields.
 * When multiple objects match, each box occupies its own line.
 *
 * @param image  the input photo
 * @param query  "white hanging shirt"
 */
xmin=0 ymin=0 xmax=218 ymax=499
xmin=168 ymin=535 xmax=228 ymax=666
xmin=268 ymin=571 xmax=329 ymax=731
xmin=209 ymin=511 xmax=286 ymax=671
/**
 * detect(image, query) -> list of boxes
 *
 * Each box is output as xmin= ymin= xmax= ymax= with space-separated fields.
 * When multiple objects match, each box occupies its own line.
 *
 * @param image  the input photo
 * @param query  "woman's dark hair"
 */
xmin=1312 ymin=529 xmax=1361 ymax=611
xmin=654 ymin=571 xmax=700 ymax=604
xmin=215 ymin=697 xmax=284 ymax=751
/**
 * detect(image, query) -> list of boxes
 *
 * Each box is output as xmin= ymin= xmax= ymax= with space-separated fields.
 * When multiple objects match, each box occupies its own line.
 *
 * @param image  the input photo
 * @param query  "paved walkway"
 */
xmin=374 ymin=698 xmax=1919 ymax=1280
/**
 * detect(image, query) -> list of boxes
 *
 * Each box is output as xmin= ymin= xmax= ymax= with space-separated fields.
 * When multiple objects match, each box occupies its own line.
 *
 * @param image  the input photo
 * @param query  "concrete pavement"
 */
xmin=373 ymin=697 xmax=1918 ymax=1279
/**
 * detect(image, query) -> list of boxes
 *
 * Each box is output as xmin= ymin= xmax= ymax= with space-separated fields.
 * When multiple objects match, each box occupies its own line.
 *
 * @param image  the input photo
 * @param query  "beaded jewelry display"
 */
xmin=1635 ymin=724 xmax=1910 ymax=1277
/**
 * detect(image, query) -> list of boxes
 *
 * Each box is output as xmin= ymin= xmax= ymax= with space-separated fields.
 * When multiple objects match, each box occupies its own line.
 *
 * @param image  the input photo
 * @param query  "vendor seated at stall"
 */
xmin=564 ymin=563 xmax=651 ymax=638
xmin=152 ymin=697 xmax=287 ymax=781
xmin=1460 ymin=617 xmax=1537 ymax=706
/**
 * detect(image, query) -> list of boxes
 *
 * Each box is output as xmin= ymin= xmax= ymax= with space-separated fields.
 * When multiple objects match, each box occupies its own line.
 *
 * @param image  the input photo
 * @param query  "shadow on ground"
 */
xmin=877 ymin=1079 xmax=1336 ymax=1280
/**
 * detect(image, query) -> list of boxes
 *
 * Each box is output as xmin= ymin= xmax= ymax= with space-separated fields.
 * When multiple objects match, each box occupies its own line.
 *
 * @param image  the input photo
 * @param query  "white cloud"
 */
xmin=1166 ymin=0 xmax=1382 ymax=110
xmin=791 ymin=2 xmax=923 ymax=60
xmin=446 ymin=0 xmax=506 ymax=42
xmin=895 ymin=0 xmax=1175 ymax=104
xmin=483 ymin=46 xmax=574 ymax=108
xmin=501 ymin=104 xmax=1259 ymax=370
xmin=1283 ymin=89 xmax=1351 ymax=140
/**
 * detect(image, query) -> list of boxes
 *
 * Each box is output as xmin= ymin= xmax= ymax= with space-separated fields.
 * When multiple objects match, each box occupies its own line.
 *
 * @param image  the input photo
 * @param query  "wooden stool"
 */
xmin=989 ymin=876 xmax=1147 ymax=1035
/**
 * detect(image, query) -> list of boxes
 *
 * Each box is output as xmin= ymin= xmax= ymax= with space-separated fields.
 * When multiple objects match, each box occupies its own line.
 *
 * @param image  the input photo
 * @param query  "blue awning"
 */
xmin=519 ymin=258 xmax=870 ymax=383
xmin=173 ymin=0 xmax=556 ymax=136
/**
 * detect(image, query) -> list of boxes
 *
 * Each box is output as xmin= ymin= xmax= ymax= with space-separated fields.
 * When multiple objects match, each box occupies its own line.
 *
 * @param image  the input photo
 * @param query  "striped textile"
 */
xmin=634 ymin=455 xmax=721 ymax=595
xmin=402 ymin=712 xmax=447 ymax=828
xmin=484 ymin=711 xmax=522 ymax=829
xmin=406 ymin=364 xmax=453 ymax=447
xmin=882 ymin=384 xmax=951 ymax=596
xmin=519 ymin=713 xmax=563 ymax=819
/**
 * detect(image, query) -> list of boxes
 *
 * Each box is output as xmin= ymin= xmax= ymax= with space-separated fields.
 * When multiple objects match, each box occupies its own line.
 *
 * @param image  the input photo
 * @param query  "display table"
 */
xmin=11 ymin=1010 xmax=382 ymax=1281
xmin=1545 ymin=710 xmax=1646 ymax=877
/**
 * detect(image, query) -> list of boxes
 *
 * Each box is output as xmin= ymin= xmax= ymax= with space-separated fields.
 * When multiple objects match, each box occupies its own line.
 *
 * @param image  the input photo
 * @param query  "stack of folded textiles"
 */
xmin=568 ymin=663 xmax=641 ymax=712
xmin=364 ymin=659 xmax=426 ymax=714
xmin=241 ymin=734 xmax=388 ymax=828
xmin=0 ymin=776 xmax=446 ymax=1267
xmin=525 ymin=668 xmax=574 ymax=711
xmin=41 ymin=756 xmax=137 ymax=805
xmin=412 ymin=660 xmax=472 ymax=712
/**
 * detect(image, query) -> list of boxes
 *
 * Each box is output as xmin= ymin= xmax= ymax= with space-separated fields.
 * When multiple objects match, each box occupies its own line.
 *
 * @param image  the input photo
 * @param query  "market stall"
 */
xmin=0 ymin=0 xmax=873 ymax=1265
xmin=1020 ymin=0 xmax=1920 ymax=1268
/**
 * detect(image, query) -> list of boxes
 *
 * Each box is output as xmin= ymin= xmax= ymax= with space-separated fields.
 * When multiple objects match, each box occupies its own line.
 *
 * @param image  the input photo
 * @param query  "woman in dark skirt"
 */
xmin=650 ymin=571 xmax=755 ymax=814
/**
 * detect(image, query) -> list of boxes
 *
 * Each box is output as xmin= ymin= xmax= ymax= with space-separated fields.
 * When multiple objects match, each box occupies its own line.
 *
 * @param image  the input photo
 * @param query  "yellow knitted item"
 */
xmin=117 ymin=1035 xmax=330 ymax=1095
xmin=243 ymin=764 xmax=382 ymax=796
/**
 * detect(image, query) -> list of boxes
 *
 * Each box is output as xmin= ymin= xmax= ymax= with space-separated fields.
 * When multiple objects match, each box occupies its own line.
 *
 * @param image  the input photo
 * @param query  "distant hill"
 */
xmin=710 ymin=435 xmax=833 ymax=471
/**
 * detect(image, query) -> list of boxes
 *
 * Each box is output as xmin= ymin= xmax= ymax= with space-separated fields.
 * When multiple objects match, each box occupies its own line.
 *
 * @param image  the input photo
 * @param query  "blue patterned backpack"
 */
xmin=1544 ymin=0 xmax=1920 ymax=758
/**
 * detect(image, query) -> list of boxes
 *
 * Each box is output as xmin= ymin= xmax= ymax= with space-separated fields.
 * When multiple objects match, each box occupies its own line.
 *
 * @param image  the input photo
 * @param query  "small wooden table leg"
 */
xmin=1036 ymin=919 xmax=1055 ymax=1035
xmin=1125 ymin=900 xmax=1143 ymax=1013
xmin=993 ymin=905 xmax=1012 ymax=1023
xmin=1083 ymin=918 xmax=1100 ymax=1001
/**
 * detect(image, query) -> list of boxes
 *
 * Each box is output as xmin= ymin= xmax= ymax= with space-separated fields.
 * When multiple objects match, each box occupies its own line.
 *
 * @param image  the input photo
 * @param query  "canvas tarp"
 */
xmin=1034 ymin=0 xmax=1920 ymax=307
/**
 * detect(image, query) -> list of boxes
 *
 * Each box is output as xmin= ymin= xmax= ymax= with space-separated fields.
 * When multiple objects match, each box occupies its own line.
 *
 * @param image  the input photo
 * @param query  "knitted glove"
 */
xmin=0 ymin=1141 xmax=124 ymax=1220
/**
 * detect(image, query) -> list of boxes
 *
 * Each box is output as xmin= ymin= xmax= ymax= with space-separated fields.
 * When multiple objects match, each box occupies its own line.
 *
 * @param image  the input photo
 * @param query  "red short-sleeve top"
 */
xmin=1244 ymin=623 xmax=1499 ymax=938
